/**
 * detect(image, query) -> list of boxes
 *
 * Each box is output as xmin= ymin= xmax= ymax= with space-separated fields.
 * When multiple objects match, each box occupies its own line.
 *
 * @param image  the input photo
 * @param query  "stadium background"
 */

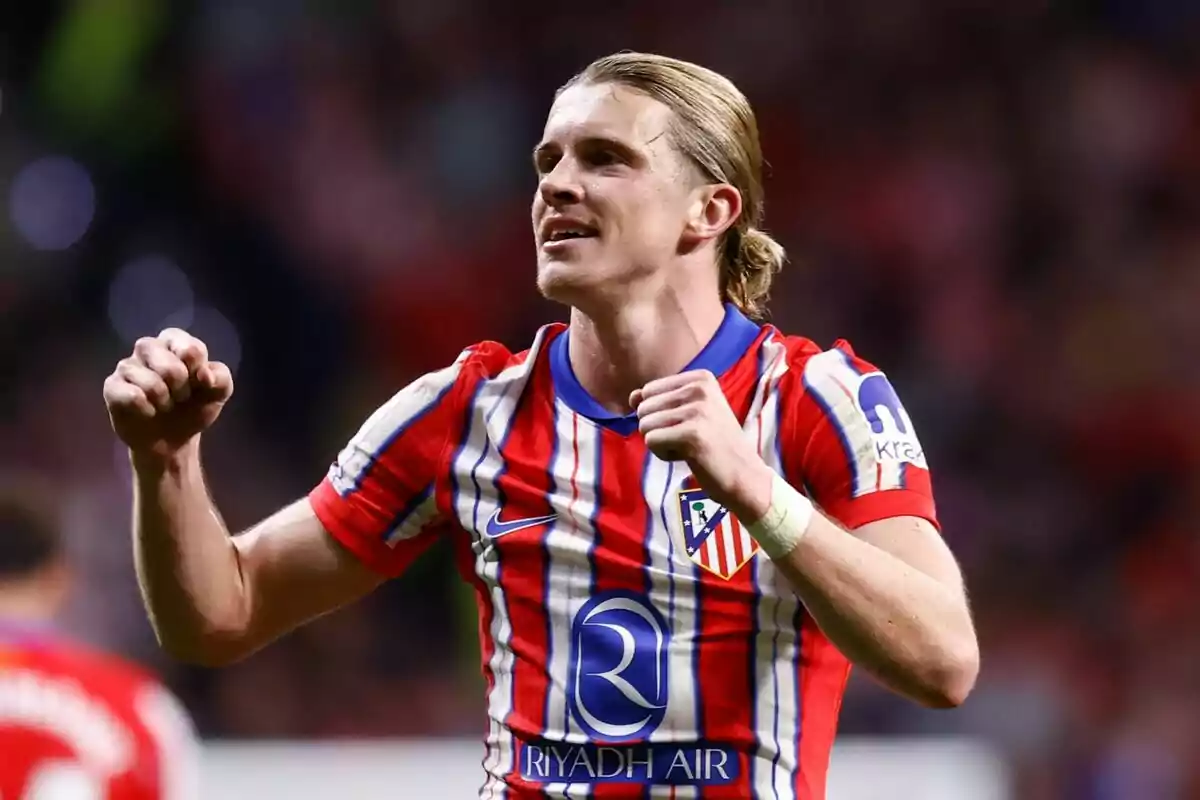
xmin=3 ymin=1 xmax=1199 ymax=797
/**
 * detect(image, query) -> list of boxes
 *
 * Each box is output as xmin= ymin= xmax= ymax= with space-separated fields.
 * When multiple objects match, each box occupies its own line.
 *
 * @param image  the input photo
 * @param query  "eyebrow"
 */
xmin=532 ymin=136 xmax=643 ymax=168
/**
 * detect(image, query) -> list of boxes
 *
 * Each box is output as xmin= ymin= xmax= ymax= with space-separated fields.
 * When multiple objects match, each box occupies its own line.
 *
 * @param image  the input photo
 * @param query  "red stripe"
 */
xmin=793 ymin=614 xmax=851 ymax=800
xmin=589 ymin=430 xmax=653 ymax=598
xmin=715 ymin=522 xmax=730 ymax=578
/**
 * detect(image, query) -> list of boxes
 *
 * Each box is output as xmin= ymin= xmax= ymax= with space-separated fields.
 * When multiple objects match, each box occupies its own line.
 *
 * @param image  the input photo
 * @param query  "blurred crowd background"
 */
xmin=3 ymin=2 xmax=1199 ymax=798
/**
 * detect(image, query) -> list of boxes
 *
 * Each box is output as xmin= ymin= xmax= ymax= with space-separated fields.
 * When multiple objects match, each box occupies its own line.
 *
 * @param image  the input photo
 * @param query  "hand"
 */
xmin=103 ymin=328 xmax=234 ymax=459
xmin=631 ymin=370 xmax=774 ymax=521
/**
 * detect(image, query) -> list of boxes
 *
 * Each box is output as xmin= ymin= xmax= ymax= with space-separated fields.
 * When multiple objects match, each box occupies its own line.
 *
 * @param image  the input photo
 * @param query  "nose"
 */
xmin=538 ymin=161 xmax=583 ymax=209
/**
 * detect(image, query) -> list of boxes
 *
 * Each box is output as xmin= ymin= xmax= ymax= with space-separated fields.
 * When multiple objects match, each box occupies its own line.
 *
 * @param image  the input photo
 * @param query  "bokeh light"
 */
xmin=164 ymin=305 xmax=243 ymax=377
xmin=107 ymin=255 xmax=195 ymax=344
xmin=9 ymin=156 xmax=96 ymax=250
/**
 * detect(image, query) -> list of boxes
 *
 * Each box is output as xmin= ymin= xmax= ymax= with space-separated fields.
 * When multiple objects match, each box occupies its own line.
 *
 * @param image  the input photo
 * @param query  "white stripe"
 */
xmin=452 ymin=331 xmax=548 ymax=799
xmin=384 ymin=491 xmax=440 ymax=545
xmin=801 ymin=349 xmax=874 ymax=496
xmin=801 ymin=349 xmax=926 ymax=496
xmin=330 ymin=349 xmax=469 ymax=496
xmin=658 ymin=461 xmax=701 ymax=745
xmin=744 ymin=335 xmax=788 ymax=434
xmin=721 ymin=519 xmax=739 ymax=576
xmin=540 ymin=407 xmax=601 ymax=799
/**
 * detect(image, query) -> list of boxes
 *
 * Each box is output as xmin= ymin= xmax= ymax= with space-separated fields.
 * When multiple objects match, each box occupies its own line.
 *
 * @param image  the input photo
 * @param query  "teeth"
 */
xmin=547 ymin=224 xmax=592 ymax=242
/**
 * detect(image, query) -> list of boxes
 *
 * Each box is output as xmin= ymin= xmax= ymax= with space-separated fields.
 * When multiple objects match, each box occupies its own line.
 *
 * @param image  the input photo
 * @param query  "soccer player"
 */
xmin=0 ymin=484 xmax=200 ymax=799
xmin=103 ymin=52 xmax=979 ymax=799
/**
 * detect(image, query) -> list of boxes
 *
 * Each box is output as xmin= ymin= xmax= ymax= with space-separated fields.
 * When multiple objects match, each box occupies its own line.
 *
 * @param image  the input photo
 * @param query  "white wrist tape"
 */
xmin=745 ymin=471 xmax=814 ymax=559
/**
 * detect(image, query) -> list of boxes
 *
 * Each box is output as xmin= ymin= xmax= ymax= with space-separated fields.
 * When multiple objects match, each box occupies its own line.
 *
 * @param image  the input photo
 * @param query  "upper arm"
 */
xmin=221 ymin=344 xmax=506 ymax=658
xmin=781 ymin=341 xmax=965 ymax=595
xmin=852 ymin=516 xmax=965 ymax=596
xmin=231 ymin=498 xmax=385 ymax=655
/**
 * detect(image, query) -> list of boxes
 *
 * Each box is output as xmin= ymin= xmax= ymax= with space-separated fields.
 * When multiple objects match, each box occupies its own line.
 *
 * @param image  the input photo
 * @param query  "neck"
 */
xmin=568 ymin=291 xmax=727 ymax=414
xmin=0 ymin=595 xmax=57 ymax=625
xmin=0 ymin=575 xmax=61 ymax=625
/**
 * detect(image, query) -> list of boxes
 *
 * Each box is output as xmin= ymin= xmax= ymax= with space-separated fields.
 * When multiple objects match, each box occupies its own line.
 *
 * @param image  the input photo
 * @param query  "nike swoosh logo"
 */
xmin=485 ymin=509 xmax=558 ymax=538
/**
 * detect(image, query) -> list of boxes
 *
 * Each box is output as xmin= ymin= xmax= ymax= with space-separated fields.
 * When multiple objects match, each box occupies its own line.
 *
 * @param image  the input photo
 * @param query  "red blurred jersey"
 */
xmin=0 ymin=623 xmax=200 ymax=800
xmin=310 ymin=304 xmax=938 ymax=800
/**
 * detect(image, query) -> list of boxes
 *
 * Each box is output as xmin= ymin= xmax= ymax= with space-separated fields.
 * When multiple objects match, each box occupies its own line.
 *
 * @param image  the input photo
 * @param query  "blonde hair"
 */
xmin=564 ymin=52 xmax=786 ymax=321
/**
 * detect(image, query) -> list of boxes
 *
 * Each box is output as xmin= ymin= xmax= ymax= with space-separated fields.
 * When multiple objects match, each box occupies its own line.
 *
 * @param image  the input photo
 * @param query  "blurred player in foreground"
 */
xmin=0 ymin=484 xmax=200 ymax=799
xmin=103 ymin=52 xmax=980 ymax=798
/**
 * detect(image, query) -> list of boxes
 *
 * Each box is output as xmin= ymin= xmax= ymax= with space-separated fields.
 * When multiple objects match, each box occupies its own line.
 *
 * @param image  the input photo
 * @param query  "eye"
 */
xmin=586 ymin=148 xmax=623 ymax=168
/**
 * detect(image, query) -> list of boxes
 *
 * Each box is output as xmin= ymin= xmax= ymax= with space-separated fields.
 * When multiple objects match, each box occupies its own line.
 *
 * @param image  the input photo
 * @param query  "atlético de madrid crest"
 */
xmin=676 ymin=482 xmax=760 ymax=580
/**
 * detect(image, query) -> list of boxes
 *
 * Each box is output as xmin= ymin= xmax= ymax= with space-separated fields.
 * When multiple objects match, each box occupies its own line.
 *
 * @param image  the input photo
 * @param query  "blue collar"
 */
xmin=550 ymin=303 xmax=762 ymax=434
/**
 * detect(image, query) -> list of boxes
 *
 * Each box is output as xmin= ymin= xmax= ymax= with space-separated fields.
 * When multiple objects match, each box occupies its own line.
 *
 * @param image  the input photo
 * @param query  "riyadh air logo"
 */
xmin=568 ymin=591 xmax=670 ymax=741
xmin=857 ymin=373 xmax=927 ymax=469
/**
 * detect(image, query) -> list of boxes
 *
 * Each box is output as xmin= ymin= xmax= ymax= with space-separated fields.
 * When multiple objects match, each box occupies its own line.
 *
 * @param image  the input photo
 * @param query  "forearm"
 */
xmin=131 ymin=440 xmax=248 ymax=663
xmin=772 ymin=516 xmax=976 ymax=707
xmin=726 ymin=466 xmax=977 ymax=708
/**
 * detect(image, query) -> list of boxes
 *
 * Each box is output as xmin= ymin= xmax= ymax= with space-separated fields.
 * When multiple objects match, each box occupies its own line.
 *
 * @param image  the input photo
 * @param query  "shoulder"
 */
xmin=457 ymin=323 xmax=567 ymax=383
xmin=765 ymin=330 xmax=896 ymax=402
xmin=763 ymin=329 xmax=881 ymax=377
xmin=769 ymin=330 xmax=926 ymax=462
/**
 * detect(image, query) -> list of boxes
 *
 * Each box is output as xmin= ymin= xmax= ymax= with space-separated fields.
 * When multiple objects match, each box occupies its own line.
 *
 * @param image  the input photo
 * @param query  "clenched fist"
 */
xmin=103 ymin=328 xmax=233 ymax=457
xmin=631 ymin=369 xmax=774 ymax=522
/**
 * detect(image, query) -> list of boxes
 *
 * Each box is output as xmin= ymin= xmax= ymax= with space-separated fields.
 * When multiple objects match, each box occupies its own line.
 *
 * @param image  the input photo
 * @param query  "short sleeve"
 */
xmin=309 ymin=345 xmax=499 ymax=577
xmin=782 ymin=341 xmax=938 ymax=531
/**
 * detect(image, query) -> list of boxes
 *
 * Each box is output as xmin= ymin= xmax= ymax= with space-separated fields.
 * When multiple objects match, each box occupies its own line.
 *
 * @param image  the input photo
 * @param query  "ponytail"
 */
xmin=722 ymin=226 xmax=786 ymax=322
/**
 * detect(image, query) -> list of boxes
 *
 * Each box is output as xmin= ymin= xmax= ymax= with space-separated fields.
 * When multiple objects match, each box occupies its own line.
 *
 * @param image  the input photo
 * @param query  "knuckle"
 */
xmin=163 ymin=360 xmax=188 ymax=382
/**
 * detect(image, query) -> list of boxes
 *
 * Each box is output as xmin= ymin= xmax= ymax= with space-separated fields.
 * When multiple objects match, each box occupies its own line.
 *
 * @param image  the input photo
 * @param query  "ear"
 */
xmin=682 ymin=183 xmax=742 ymax=246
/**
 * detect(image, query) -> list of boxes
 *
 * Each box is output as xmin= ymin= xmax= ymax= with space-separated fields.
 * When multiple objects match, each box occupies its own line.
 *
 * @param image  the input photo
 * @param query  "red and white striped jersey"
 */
xmin=0 ymin=623 xmax=200 ymax=800
xmin=310 ymin=305 xmax=938 ymax=800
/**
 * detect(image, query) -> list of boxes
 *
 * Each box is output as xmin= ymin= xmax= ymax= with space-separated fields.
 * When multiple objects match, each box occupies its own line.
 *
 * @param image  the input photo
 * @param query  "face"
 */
xmin=531 ymin=82 xmax=704 ymax=305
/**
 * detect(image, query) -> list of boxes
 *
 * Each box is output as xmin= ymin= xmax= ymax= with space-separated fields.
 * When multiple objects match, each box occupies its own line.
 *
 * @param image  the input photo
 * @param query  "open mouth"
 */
xmin=547 ymin=228 xmax=597 ymax=242
xmin=542 ymin=221 xmax=599 ymax=244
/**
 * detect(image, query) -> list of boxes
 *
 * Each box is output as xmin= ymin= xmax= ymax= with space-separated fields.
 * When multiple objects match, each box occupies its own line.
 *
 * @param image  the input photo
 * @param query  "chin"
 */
xmin=536 ymin=258 xmax=600 ymax=305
